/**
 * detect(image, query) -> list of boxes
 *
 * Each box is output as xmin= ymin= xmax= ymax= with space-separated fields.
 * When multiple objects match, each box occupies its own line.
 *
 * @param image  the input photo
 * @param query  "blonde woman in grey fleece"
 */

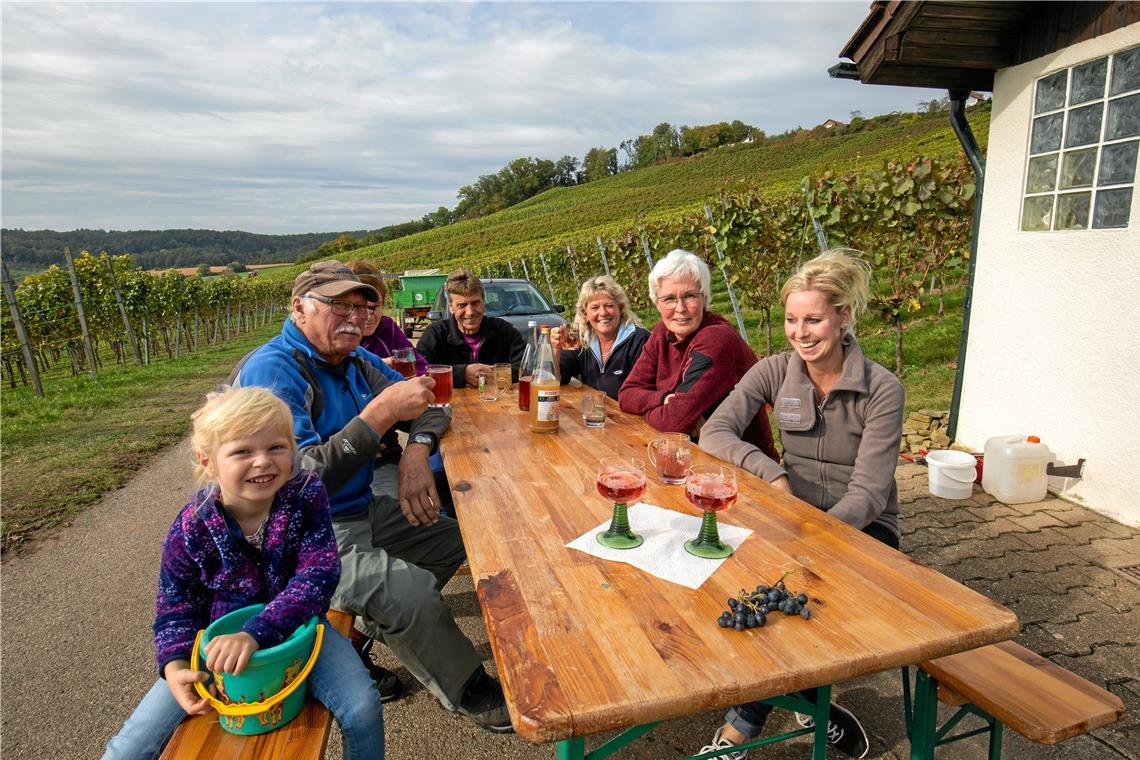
xmin=695 ymin=249 xmax=904 ymax=760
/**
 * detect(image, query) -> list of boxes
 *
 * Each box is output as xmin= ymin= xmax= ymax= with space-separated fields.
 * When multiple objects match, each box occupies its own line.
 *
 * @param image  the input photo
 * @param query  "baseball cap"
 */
xmin=292 ymin=260 xmax=380 ymax=301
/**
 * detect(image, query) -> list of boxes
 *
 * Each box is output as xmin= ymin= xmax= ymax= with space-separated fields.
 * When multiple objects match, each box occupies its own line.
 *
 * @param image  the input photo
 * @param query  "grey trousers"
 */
xmin=330 ymin=478 xmax=479 ymax=709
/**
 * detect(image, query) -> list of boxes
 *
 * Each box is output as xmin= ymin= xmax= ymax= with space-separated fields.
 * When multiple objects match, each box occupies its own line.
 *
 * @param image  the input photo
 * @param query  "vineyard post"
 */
xmin=594 ymin=236 xmax=611 ymax=276
xmin=174 ymin=308 xmax=182 ymax=358
xmin=538 ymin=252 xmax=556 ymax=303
xmin=801 ymin=185 xmax=830 ymax=254
xmin=105 ymin=257 xmax=142 ymax=366
xmin=508 ymin=261 xmax=515 ymax=277
xmin=566 ymin=245 xmax=578 ymax=283
xmin=521 ymin=258 xmax=532 ymax=283
xmin=640 ymin=234 xmax=654 ymax=271
xmin=703 ymin=204 xmax=748 ymax=342
xmin=141 ymin=314 xmax=151 ymax=364
xmin=1 ymin=257 xmax=44 ymax=397
xmin=63 ymin=247 xmax=98 ymax=375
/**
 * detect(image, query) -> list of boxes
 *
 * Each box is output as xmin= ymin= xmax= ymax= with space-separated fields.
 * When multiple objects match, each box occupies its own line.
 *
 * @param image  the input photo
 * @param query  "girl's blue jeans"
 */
xmin=102 ymin=622 xmax=384 ymax=759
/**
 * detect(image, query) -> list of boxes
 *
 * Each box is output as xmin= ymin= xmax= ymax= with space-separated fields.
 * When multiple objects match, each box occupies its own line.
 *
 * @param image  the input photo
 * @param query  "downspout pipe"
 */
xmin=947 ymin=89 xmax=986 ymax=442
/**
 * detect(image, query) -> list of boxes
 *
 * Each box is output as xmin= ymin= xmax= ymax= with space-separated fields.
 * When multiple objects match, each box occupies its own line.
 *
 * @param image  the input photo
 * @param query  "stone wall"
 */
xmin=901 ymin=410 xmax=951 ymax=454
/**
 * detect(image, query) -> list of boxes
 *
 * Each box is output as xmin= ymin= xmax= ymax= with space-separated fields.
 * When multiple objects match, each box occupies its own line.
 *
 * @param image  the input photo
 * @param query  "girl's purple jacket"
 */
xmin=152 ymin=471 xmax=340 ymax=676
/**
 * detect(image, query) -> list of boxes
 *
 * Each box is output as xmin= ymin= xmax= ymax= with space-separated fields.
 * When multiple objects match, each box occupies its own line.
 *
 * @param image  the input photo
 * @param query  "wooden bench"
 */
xmin=903 ymin=640 xmax=1126 ymax=759
xmin=158 ymin=609 xmax=354 ymax=760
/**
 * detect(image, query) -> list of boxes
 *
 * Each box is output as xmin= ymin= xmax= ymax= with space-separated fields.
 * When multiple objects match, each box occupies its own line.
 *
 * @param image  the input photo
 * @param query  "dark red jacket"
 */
xmin=619 ymin=312 xmax=778 ymax=461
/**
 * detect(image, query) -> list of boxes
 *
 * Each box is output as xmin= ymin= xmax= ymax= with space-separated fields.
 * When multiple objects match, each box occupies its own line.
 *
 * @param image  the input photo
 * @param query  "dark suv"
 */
xmin=428 ymin=278 xmax=567 ymax=337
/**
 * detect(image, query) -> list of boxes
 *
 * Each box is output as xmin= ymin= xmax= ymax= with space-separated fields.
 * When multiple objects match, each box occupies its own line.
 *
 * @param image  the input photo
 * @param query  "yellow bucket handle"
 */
xmin=190 ymin=623 xmax=324 ymax=717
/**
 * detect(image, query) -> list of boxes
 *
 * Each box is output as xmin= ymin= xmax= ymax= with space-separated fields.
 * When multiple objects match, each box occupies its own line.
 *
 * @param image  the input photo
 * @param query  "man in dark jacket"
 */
xmin=236 ymin=260 xmax=512 ymax=733
xmin=417 ymin=270 xmax=526 ymax=387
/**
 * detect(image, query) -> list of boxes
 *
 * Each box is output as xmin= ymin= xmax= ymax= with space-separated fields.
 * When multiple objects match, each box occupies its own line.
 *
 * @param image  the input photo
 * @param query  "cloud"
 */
xmin=1 ymin=1 xmax=930 ymax=233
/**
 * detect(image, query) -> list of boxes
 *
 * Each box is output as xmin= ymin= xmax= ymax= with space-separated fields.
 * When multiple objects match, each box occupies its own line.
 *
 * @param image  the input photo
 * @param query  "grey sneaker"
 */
xmin=795 ymin=703 xmax=869 ymax=759
xmin=456 ymin=668 xmax=513 ymax=734
xmin=697 ymin=726 xmax=748 ymax=759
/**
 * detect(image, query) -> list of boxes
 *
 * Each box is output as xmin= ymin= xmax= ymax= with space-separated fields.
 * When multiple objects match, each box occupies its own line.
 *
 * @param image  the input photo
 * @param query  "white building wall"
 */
xmin=957 ymin=23 xmax=1140 ymax=527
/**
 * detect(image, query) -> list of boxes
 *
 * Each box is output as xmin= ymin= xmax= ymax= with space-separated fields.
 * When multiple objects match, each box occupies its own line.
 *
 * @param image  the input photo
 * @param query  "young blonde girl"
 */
xmin=103 ymin=386 xmax=383 ymax=759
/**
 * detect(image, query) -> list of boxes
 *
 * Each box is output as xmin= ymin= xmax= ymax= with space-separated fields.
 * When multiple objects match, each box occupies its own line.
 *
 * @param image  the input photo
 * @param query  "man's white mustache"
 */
xmin=335 ymin=326 xmax=361 ymax=336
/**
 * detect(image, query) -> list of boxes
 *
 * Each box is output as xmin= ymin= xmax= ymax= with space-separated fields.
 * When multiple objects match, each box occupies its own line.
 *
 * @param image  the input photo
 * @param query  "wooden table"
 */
xmin=440 ymin=386 xmax=1019 ymax=758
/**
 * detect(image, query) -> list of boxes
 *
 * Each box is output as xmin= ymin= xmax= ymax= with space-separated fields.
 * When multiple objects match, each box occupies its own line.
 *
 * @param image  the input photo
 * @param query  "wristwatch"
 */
xmin=408 ymin=432 xmax=437 ymax=453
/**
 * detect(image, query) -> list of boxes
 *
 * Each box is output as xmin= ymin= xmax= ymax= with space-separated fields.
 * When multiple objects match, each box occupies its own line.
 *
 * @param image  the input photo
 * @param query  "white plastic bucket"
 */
xmin=926 ymin=449 xmax=977 ymax=499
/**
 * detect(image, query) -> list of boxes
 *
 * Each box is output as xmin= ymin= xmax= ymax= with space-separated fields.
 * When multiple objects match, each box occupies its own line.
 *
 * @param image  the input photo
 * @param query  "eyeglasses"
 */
xmin=656 ymin=292 xmax=703 ymax=310
xmin=305 ymin=293 xmax=380 ymax=319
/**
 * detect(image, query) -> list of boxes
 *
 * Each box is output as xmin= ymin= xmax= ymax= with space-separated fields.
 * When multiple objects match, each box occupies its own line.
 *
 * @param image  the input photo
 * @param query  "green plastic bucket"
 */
xmin=191 ymin=604 xmax=324 ymax=735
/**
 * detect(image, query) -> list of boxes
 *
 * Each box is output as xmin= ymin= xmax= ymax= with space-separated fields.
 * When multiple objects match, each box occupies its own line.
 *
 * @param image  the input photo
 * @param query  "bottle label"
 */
xmin=536 ymin=389 xmax=560 ymax=422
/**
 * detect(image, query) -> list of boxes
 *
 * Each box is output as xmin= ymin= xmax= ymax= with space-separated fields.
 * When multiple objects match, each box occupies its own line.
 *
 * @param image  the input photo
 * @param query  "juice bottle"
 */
xmin=528 ymin=325 xmax=559 ymax=433
xmin=518 ymin=320 xmax=539 ymax=412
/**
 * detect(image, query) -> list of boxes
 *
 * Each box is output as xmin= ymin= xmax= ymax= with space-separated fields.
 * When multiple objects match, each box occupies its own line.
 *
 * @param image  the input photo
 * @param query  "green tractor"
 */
xmin=392 ymin=269 xmax=448 ymax=337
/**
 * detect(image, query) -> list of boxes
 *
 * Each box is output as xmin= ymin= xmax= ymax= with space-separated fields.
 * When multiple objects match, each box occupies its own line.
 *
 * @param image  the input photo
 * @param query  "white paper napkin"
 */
xmin=565 ymin=502 xmax=752 ymax=589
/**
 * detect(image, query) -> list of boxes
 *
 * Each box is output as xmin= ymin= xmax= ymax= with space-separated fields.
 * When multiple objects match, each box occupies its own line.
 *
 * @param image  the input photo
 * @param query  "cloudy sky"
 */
xmin=2 ymin=1 xmax=935 ymax=234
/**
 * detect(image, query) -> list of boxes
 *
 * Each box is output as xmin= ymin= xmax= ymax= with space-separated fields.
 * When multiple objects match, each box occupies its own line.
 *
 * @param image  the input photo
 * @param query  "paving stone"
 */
xmin=1052 ymin=647 xmax=1140 ymax=694
xmin=966 ymin=502 xmax=1025 ymax=521
xmin=1056 ymin=538 xmax=1140 ymax=568
xmin=1049 ymin=505 xmax=1106 ymax=526
xmin=1009 ymin=590 xmax=1115 ymax=625
xmin=1008 ymin=510 xmax=1069 ymax=532
xmin=1049 ymin=521 xmax=1130 ymax=545
xmin=967 ymin=533 xmax=1048 ymax=559
xmin=1009 ymin=527 xmax=1080 ymax=550
xmin=1016 ymin=622 xmax=1069 ymax=657
xmin=1098 ymin=519 xmax=1140 ymax=539
xmin=1036 ymin=565 xmax=1126 ymax=594
xmin=1040 ymin=610 xmax=1140 ymax=655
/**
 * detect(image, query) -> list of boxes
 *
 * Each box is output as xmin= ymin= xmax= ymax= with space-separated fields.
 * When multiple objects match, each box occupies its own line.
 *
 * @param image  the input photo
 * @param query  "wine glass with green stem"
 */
xmin=595 ymin=456 xmax=646 ymax=549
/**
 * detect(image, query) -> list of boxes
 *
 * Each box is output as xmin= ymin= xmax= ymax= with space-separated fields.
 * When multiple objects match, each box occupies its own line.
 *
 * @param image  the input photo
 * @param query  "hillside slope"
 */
xmin=351 ymin=107 xmax=989 ymax=274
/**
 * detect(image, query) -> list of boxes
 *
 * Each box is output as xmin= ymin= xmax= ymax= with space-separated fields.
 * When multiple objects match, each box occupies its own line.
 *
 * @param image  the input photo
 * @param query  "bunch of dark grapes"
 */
xmin=716 ymin=574 xmax=812 ymax=631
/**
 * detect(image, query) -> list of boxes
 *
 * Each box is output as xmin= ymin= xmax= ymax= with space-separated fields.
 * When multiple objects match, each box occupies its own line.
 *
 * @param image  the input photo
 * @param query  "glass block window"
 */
xmin=1022 ymin=44 xmax=1139 ymax=231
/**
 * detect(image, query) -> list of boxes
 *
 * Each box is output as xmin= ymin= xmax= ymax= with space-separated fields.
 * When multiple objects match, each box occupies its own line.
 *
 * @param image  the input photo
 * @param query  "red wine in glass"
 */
xmin=597 ymin=470 xmax=647 ymax=503
xmin=595 ymin=457 xmax=646 ymax=549
xmin=683 ymin=464 xmax=736 ymax=559
xmin=685 ymin=481 xmax=737 ymax=512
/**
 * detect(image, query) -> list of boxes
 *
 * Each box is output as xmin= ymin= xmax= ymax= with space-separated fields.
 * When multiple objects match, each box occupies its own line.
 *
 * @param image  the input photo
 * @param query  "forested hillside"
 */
xmin=0 ymin=228 xmax=362 ymax=272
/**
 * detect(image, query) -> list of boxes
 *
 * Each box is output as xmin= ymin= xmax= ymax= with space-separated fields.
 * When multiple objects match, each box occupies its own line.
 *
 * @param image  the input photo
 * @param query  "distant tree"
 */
xmin=582 ymin=147 xmax=618 ymax=183
xmin=226 ymin=260 xmax=247 ymax=273
xmin=553 ymin=155 xmax=580 ymax=187
xmin=422 ymin=206 xmax=454 ymax=229
xmin=196 ymin=263 xmax=212 ymax=277
xmin=919 ymin=97 xmax=950 ymax=113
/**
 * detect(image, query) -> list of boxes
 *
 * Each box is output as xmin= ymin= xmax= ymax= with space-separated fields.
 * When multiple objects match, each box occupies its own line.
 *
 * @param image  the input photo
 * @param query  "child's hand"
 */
xmin=163 ymin=660 xmax=212 ymax=715
xmin=204 ymin=632 xmax=260 ymax=675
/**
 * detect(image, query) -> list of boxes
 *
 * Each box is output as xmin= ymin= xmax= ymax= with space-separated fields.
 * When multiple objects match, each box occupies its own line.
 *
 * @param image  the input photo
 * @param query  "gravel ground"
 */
xmin=2 ymin=443 xmax=1135 ymax=759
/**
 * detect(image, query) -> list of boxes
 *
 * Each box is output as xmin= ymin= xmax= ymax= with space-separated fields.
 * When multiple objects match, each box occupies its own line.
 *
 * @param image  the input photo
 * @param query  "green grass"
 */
xmin=0 ymin=324 xmax=281 ymax=552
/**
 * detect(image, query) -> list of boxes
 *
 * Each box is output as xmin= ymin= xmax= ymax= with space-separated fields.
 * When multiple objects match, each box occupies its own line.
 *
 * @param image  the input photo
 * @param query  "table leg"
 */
xmin=811 ymin=683 xmax=831 ymax=760
xmin=556 ymin=736 xmax=585 ymax=760
xmin=909 ymin=669 xmax=938 ymax=760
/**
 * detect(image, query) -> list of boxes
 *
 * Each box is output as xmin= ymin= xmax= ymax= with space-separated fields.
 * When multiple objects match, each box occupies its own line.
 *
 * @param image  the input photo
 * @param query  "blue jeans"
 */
xmin=102 ymin=622 xmax=384 ymax=759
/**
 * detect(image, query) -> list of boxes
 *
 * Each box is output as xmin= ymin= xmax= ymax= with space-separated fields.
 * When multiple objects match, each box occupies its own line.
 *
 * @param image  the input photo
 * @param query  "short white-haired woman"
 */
xmin=695 ymin=249 xmax=905 ymax=760
xmin=618 ymin=249 xmax=777 ymax=460
xmin=550 ymin=275 xmax=650 ymax=400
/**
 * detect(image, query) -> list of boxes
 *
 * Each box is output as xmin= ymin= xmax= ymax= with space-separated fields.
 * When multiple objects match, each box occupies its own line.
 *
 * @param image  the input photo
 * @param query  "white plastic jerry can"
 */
xmin=982 ymin=435 xmax=1053 ymax=504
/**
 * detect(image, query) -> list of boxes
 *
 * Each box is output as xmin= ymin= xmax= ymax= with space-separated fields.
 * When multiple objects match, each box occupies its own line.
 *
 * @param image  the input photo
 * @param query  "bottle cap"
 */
xmin=527 ymin=320 xmax=538 ymax=326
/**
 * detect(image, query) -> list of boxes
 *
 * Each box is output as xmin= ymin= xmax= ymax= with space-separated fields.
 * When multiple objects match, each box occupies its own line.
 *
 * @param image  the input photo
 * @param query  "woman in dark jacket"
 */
xmin=551 ymin=275 xmax=649 ymax=400
xmin=695 ymin=249 xmax=905 ymax=760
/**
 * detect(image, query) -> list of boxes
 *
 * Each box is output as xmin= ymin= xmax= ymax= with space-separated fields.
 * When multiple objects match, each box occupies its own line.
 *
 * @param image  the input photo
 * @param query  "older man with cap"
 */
xmin=234 ymin=260 xmax=512 ymax=733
